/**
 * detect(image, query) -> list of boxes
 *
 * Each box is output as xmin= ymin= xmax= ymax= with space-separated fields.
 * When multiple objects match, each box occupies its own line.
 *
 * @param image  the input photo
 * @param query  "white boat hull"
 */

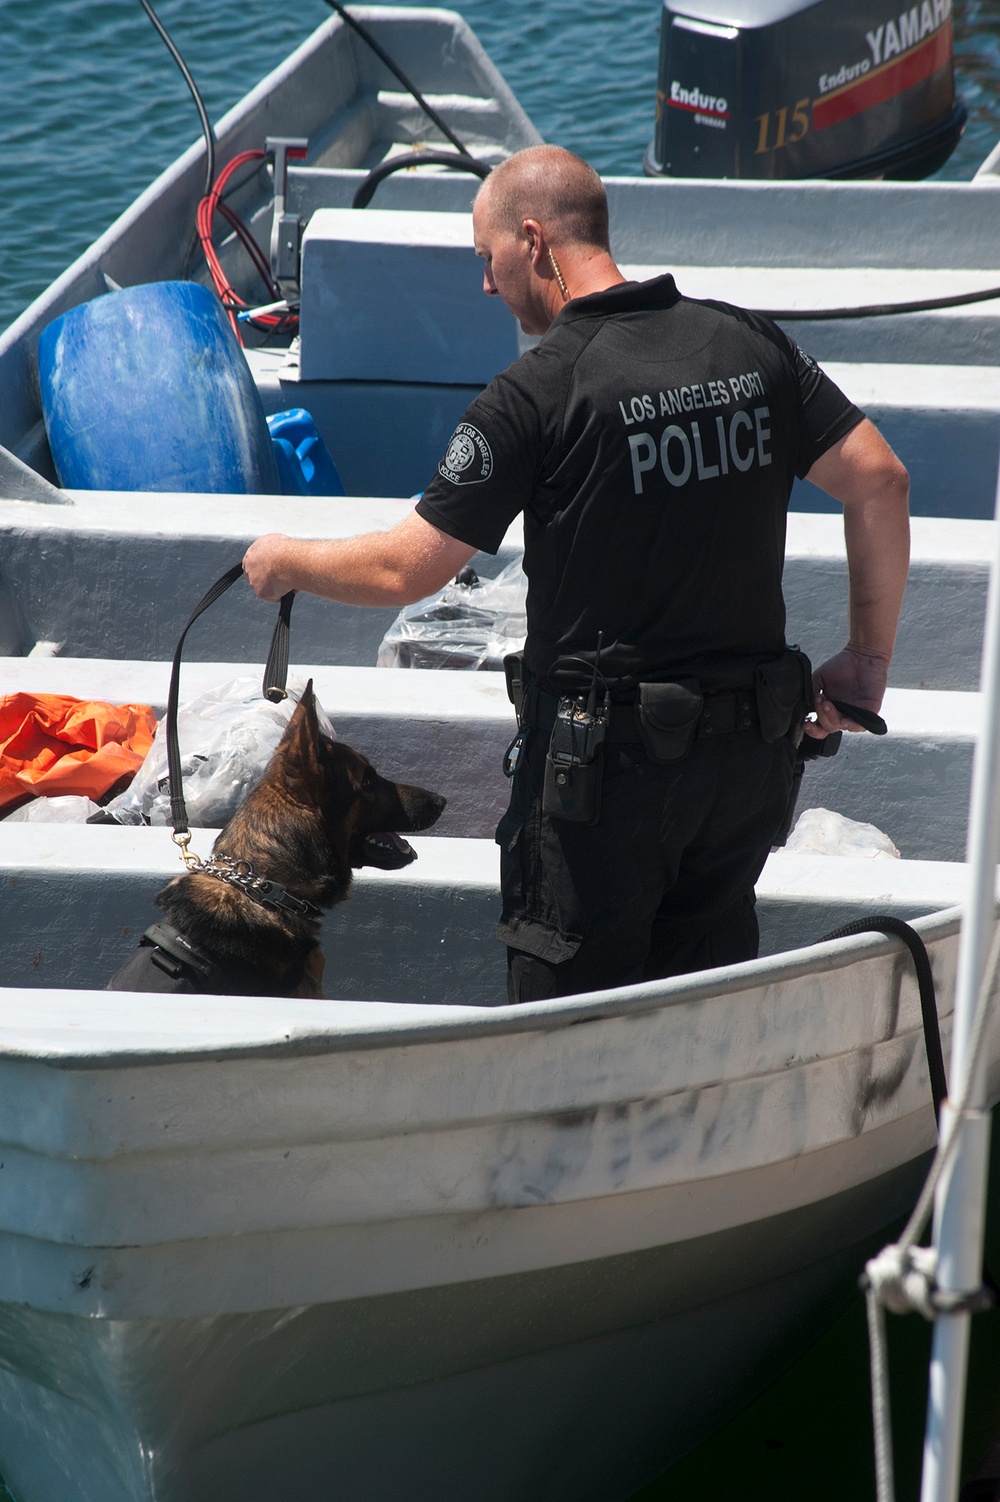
xmin=0 ymin=1164 xmax=927 ymax=1501
xmin=0 ymin=910 xmax=994 ymax=1499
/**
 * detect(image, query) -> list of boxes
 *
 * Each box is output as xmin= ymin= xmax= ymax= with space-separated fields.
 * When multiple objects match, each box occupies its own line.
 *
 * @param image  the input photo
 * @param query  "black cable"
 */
xmin=819 ymin=916 xmax=1000 ymax=1300
xmin=818 ymin=915 xmax=948 ymax=1120
xmin=757 ymin=284 xmax=1000 ymax=322
xmin=352 ymin=149 xmax=490 ymax=208
xmin=138 ymin=0 xmax=216 ymax=198
xmin=321 ymin=0 xmax=472 ymax=158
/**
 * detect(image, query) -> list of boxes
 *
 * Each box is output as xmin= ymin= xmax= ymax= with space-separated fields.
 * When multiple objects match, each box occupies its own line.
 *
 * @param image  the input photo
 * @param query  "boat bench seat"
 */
xmin=0 ymin=492 xmax=522 ymax=668
xmin=0 ymin=824 xmax=971 ymax=1003
xmin=784 ymin=512 xmax=993 ymax=694
xmin=1 ymin=658 xmax=981 ymax=862
xmin=245 ymin=344 xmax=1000 ymax=519
xmin=797 ymin=363 xmax=1000 ymax=523
xmin=0 ymin=500 xmax=991 ymax=690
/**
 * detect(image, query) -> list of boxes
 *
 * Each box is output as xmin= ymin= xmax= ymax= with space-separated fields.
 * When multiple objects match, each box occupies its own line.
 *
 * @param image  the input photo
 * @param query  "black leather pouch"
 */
xmin=754 ymin=649 xmax=812 ymax=744
xmin=503 ymin=651 xmax=527 ymax=719
xmin=635 ymin=679 xmax=703 ymax=762
xmin=543 ymin=749 xmax=604 ymax=824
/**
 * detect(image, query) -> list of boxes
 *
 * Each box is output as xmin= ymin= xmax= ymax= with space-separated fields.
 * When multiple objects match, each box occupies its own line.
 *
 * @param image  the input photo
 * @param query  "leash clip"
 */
xmin=171 ymin=830 xmax=203 ymax=871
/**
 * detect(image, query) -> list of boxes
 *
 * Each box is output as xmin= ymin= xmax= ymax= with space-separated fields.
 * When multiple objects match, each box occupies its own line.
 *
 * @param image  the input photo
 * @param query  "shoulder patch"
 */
xmin=796 ymin=346 xmax=819 ymax=373
xmin=439 ymin=423 xmax=493 ymax=486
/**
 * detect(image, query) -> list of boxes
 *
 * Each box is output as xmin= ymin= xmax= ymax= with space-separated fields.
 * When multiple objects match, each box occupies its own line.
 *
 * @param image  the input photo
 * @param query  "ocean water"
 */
xmin=2 ymin=0 xmax=1000 ymax=333
xmin=2 ymin=2 xmax=1000 ymax=1499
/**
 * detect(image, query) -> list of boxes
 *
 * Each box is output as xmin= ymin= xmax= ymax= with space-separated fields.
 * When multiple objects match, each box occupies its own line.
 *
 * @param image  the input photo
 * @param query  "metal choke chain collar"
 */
xmin=198 ymin=856 xmax=320 ymax=920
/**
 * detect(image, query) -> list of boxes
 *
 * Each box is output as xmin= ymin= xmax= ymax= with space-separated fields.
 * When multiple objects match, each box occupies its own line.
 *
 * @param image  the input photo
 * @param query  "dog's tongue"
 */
xmin=362 ymin=831 xmax=417 ymax=870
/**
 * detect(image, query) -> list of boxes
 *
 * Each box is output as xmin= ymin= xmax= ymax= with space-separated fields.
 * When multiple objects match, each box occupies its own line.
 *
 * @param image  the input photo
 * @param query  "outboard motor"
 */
xmin=644 ymin=0 xmax=965 ymax=179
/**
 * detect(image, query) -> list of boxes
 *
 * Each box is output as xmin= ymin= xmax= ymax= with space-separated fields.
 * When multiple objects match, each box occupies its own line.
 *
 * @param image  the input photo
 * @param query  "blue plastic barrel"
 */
xmin=267 ymin=408 xmax=346 ymax=497
xmin=37 ymin=281 xmax=280 ymax=494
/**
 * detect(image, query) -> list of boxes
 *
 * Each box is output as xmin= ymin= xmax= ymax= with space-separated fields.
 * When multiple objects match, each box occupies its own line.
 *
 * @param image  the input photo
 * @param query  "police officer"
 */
xmin=243 ymin=145 xmax=910 ymax=1003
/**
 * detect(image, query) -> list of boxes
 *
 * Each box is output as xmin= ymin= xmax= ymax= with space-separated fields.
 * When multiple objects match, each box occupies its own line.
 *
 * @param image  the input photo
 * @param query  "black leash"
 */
xmin=166 ymin=564 xmax=293 ymax=858
xmin=818 ymin=915 xmax=947 ymax=1122
xmin=109 ymin=573 xmax=307 ymax=993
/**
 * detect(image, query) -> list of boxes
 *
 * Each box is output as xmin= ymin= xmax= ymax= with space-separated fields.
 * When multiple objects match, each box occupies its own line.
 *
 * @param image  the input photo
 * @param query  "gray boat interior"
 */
xmin=0 ymin=3 xmax=996 ymax=1004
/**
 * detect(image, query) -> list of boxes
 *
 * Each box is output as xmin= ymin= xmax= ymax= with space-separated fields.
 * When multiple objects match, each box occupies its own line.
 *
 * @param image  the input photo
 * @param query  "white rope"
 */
xmin=867 ymin=1284 xmax=896 ymax=1502
xmin=862 ymin=916 xmax=1000 ymax=1502
xmin=866 ymin=1244 xmax=940 ymax=1320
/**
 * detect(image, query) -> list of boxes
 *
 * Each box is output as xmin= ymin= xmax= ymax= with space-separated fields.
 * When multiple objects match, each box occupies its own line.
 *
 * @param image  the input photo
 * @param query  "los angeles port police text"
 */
xmin=619 ymin=371 xmax=772 ymax=493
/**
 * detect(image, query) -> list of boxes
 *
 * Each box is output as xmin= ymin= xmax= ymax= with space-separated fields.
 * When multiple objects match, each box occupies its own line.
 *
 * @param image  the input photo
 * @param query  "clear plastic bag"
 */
xmin=377 ymin=559 xmax=526 ymax=671
xmin=784 ymin=807 xmax=901 ymax=860
xmin=100 ymin=675 xmax=334 ymax=827
xmin=5 ymin=795 xmax=102 ymax=823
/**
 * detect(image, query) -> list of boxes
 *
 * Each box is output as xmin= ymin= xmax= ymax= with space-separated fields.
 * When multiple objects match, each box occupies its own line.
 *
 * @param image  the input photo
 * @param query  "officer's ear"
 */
xmin=521 ymin=218 xmax=544 ymax=265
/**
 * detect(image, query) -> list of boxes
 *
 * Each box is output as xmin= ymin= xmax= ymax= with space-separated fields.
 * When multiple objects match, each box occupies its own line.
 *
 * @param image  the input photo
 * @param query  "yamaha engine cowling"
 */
xmin=644 ymin=0 xmax=965 ymax=179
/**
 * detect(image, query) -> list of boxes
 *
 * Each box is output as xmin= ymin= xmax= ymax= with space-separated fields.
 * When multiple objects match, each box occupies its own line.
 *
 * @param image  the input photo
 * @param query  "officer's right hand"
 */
xmin=243 ymin=534 xmax=298 ymax=601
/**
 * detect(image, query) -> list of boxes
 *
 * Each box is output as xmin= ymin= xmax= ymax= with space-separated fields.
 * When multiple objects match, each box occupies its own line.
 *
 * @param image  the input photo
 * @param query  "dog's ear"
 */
xmin=275 ymin=680 xmax=326 ymax=804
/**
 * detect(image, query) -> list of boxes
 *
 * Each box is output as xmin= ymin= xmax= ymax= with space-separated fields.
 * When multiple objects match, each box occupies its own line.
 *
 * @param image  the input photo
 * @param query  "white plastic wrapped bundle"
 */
xmin=99 ymin=675 xmax=334 ymax=827
xmin=377 ymin=559 xmax=527 ymax=671
xmin=4 ymin=795 xmax=102 ymax=823
xmin=785 ymin=807 xmax=901 ymax=860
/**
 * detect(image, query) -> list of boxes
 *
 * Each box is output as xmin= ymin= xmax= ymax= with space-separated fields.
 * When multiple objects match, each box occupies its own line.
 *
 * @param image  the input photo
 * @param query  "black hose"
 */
xmin=757 ymin=284 xmax=1000 ymax=322
xmin=138 ymin=0 xmax=216 ymax=199
xmin=353 ymin=150 xmax=491 ymax=209
xmin=820 ymin=916 xmax=999 ymax=1298
xmin=321 ymin=0 xmax=472 ymax=158
xmin=819 ymin=915 xmax=948 ymax=1120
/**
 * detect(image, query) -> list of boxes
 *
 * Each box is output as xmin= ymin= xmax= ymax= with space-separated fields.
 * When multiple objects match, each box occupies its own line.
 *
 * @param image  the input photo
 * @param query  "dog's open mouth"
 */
xmin=360 ymin=831 xmax=417 ymax=870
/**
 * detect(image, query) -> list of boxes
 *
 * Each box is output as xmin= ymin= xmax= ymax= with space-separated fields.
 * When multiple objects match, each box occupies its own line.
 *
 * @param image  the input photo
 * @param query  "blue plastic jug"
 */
xmin=37 ymin=281 xmax=279 ymax=494
xmin=267 ymin=408 xmax=345 ymax=497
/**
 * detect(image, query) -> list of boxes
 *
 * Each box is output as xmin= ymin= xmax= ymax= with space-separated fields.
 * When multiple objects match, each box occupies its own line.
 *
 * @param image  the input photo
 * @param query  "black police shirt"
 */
xmin=415 ymin=274 xmax=863 ymax=693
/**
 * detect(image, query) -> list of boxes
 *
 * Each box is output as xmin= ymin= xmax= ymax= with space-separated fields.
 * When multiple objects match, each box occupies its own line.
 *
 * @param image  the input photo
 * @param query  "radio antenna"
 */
xmin=587 ymin=632 xmax=603 ymax=717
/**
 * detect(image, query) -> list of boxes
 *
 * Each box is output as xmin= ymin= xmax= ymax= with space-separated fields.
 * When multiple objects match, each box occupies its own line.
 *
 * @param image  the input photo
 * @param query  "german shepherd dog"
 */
xmin=108 ymin=682 xmax=445 ymax=996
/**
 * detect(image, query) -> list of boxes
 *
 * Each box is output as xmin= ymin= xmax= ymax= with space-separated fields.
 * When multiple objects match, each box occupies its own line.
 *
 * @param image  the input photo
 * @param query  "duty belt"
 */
xmin=525 ymin=687 xmax=758 ymax=741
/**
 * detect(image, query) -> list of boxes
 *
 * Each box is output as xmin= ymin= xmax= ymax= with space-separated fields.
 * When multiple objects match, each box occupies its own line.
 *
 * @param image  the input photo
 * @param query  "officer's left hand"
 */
xmin=804 ymin=644 xmax=889 ymax=739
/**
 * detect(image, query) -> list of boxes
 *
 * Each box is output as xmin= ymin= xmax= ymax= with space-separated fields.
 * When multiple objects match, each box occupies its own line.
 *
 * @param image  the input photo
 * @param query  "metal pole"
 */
xmin=920 ymin=453 xmax=1000 ymax=1502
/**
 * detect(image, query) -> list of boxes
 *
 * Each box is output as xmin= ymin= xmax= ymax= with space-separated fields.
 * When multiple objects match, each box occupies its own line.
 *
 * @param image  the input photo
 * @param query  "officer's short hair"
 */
xmin=479 ymin=146 xmax=610 ymax=252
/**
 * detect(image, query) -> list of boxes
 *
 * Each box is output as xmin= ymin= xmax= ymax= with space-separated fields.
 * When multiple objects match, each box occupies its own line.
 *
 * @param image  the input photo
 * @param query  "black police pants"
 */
xmin=496 ymin=727 xmax=796 ymax=1003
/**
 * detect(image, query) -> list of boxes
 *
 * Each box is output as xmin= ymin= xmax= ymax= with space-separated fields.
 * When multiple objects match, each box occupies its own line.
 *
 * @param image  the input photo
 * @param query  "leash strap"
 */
xmin=167 ymin=565 xmax=294 ymax=838
xmin=262 ymin=590 xmax=294 ymax=703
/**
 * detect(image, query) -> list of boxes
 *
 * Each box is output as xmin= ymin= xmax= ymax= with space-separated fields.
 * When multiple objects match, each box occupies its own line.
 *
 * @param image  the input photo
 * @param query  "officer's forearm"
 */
xmin=278 ymin=534 xmax=432 ymax=606
xmin=242 ymin=514 xmax=476 ymax=605
xmin=843 ymin=480 xmax=910 ymax=662
xmin=805 ymin=419 xmax=910 ymax=663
